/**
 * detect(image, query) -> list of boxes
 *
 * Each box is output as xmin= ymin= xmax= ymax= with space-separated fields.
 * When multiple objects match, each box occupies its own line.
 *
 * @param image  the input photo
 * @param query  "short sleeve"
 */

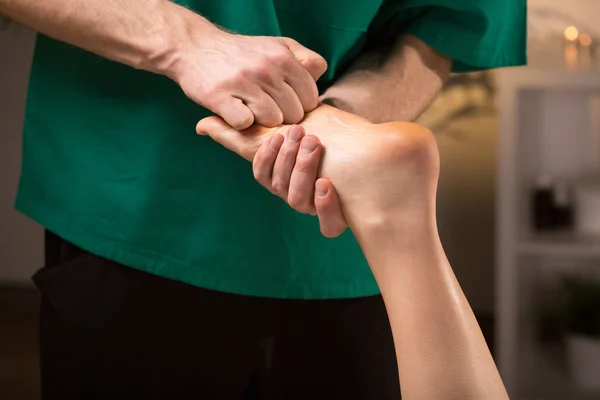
xmin=366 ymin=0 xmax=527 ymax=72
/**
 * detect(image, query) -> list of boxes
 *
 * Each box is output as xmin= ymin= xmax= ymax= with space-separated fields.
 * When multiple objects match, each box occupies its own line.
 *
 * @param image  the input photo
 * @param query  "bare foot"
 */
xmin=197 ymin=105 xmax=510 ymax=400
xmin=196 ymin=103 xmax=439 ymax=232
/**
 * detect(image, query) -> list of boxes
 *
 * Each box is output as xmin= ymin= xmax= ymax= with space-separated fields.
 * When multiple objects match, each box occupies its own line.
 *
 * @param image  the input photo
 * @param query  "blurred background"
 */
xmin=2 ymin=0 xmax=600 ymax=399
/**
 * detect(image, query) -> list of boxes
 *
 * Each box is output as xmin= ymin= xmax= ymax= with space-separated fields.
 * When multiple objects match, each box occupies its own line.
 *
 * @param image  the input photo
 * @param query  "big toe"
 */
xmin=197 ymin=117 xmax=275 ymax=161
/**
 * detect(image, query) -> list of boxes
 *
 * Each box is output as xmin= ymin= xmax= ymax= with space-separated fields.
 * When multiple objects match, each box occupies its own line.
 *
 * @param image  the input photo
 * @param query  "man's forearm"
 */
xmin=0 ymin=0 xmax=216 ymax=78
xmin=322 ymin=35 xmax=452 ymax=123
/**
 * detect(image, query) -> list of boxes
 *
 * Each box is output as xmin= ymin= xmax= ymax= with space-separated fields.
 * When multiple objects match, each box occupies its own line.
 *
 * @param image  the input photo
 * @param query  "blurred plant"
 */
xmin=535 ymin=274 xmax=600 ymax=342
xmin=559 ymin=274 xmax=600 ymax=338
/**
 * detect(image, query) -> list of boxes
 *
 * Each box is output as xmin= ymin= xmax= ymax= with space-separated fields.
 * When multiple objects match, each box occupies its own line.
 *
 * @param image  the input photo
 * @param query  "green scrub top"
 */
xmin=17 ymin=0 xmax=526 ymax=299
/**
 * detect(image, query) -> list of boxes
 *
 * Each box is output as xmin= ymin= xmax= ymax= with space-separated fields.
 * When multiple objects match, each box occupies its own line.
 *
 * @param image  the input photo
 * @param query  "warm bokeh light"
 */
xmin=564 ymin=26 xmax=579 ymax=41
xmin=579 ymin=33 xmax=592 ymax=47
xmin=564 ymin=45 xmax=579 ymax=69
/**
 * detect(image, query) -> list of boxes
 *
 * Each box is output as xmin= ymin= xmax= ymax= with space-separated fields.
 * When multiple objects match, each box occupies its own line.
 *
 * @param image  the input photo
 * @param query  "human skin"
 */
xmin=0 ymin=0 xmax=326 ymax=130
xmin=196 ymin=104 xmax=509 ymax=400
xmin=0 ymin=0 xmax=334 ymax=228
xmin=0 ymin=0 xmax=452 ymax=232
xmin=254 ymin=34 xmax=452 ymax=236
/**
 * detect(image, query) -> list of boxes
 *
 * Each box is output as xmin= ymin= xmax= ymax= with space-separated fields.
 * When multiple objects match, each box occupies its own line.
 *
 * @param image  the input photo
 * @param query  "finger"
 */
xmin=265 ymin=81 xmax=304 ymax=125
xmin=287 ymin=135 xmax=321 ymax=214
xmin=280 ymin=37 xmax=328 ymax=81
xmin=278 ymin=38 xmax=325 ymax=112
xmin=196 ymin=116 xmax=273 ymax=162
xmin=210 ymin=96 xmax=255 ymax=131
xmin=283 ymin=64 xmax=320 ymax=113
xmin=242 ymin=88 xmax=284 ymax=128
xmin=252 ymin=133 xmax=284 ymax=191
xmin=271 ymin=125 xmax=305 ymax=198
xmin=315 ymin=178 xmax=347 ymax=238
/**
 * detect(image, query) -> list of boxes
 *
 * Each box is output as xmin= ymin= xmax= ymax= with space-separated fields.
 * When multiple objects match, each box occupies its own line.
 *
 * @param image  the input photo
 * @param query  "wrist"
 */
xmin=141 ymin=1 xmax=222 ymax=80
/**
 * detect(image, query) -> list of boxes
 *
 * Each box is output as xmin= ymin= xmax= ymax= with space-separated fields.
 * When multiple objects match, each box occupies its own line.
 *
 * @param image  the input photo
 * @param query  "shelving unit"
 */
xmin=518 ymin=231 xmax=600 ymax=258
xmin=495 ymin=66 xmax=600 ymax=400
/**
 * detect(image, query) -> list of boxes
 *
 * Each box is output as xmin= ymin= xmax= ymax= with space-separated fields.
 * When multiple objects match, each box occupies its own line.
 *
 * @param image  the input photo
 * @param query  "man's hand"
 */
xmin=0 ymin=0 xmax=326 ymax=130
xmin=251 ymin=126 xmax=347 ymax=238
xmin=174 ymin=31 xmax=328 ymax=130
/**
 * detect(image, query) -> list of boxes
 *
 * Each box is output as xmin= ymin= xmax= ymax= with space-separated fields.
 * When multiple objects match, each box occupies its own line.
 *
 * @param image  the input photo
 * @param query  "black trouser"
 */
xmin=33 ymin=234 xmax=400 ymax=400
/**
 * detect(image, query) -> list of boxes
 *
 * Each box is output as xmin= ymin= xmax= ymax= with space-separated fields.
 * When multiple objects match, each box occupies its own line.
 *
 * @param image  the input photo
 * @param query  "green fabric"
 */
xmin=366 ymin=0 xmax=527 ymax=71
xmin=18 ymin=0 xmax=526 ymax=299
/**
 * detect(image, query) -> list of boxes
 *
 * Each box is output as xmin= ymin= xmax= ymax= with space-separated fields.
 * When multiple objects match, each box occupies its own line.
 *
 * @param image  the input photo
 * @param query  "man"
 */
xmin=0 ymin=0 xmax=526 ymax=399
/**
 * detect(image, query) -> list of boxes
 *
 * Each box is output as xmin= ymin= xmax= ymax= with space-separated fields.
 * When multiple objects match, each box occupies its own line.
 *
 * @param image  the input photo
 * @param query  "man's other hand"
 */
xmin=252 ymin=125 xmax=347 ymax=238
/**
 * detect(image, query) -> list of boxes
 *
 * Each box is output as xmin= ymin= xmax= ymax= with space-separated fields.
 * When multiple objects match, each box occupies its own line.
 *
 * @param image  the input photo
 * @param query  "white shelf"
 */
xmin=498 ymin=66 xmax=600 ymax=91
xmin=496 ymin=65 xmax=600 ymax=398
xmin=518 ymin=231 xmax=600 ymax=258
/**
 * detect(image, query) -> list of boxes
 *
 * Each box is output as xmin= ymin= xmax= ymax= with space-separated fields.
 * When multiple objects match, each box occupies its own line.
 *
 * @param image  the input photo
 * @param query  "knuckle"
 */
xmin=269 ymin=49 xmax=294 ymax=70
xmin=281 ymin=144 xmax=299 ymax=158
xmin=230 ymin=112 xmax=253 ymax=131
xmin=271 ymin=179 xmax=287 ymax=196
xmin=227 ymin=71 xmax=247 ymax=88
xmin=239 ymin=112 xmax=254 ymax=126
xmin=287 ymin=195 xmax=300 ymax=209
xmin=202 ymin=81 xmax=227 ymax=100
xmin=301 ymin=93 xmax=319 ymax=112
xmin=287 ymin=194 xmax=311 ymax=213
xmin=287 ymin=191 xmax=310 ymax=213
xmin=258 ymin=108 xmax=284 ymax=127
xmin=293 ymin=159 xmax=315 ymax=174
xmin=251 ymin=60 xmax=277 ymax=84
xmin=252 ymin=155 xmax=273 ymax=183
xmin=253 ymin=170 xmax=269 ymax=187
xmin=283 ymin=108 xmax=304 ymax=125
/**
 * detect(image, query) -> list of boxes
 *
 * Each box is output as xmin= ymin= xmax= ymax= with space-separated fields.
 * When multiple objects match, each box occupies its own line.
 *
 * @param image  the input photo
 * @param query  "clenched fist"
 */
xmin=174 ymin=29 xmax=328 ymax=130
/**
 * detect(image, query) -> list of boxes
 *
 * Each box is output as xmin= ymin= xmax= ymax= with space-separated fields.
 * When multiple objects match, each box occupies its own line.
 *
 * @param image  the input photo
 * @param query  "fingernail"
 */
xmin=288 ymin=126 xmax=303 ymax=141
xmin=270 ymin=135 xmax=283 ymax=151
xmin=301 ymin=137 xmax=318 ymax=154
xmin=316 ymin=182 xmax=328 ymax=198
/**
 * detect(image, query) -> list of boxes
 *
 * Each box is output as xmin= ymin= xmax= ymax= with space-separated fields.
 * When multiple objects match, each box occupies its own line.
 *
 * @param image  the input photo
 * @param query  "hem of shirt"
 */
xmin=16 ymin=197 xmax=381 ymax=300
xmin=408 ymin=27 xmax=527 ymax=72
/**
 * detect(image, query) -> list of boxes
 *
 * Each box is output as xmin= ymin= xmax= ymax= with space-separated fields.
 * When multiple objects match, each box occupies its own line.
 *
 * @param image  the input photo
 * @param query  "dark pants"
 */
xmin=33 ymin=234 xmax=400 ymax=400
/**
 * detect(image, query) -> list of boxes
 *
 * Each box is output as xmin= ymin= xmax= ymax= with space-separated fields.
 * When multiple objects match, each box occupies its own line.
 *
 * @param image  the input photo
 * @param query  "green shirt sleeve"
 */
xmin=366 ymin=0 xmax=527 ymax=72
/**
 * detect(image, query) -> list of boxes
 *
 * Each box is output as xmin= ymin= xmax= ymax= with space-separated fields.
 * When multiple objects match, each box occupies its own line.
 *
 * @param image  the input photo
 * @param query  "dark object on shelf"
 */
xmin=554 ymin=181 xmax=574 ymax=229
xmin=532 ymin=175 xmax=556 ymax=231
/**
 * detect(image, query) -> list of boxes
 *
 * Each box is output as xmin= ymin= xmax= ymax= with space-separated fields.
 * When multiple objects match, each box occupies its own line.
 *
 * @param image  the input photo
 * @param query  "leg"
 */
xmin=269 ymin=296 xmax=400 ymax=400
xmin=33 ymin=238 xmax=267 ymax=400
xmin=197 ymin=104 xmax=508 ymax=399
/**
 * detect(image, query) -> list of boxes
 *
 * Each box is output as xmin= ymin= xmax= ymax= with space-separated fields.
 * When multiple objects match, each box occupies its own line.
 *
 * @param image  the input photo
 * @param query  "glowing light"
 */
xmin=579 ymin=33 xmax=592 ymax=47
xmin=564 ymin=26 xmax=579 ymax=41
xmin=565 ymin=45 xmax=578 ymax=69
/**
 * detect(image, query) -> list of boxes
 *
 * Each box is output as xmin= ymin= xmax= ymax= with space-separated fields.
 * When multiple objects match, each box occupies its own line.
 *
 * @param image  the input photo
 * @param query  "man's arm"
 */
xmin=0 ymin=0 xmax=327 ymax=129
xmin=321 ymin=34 xmax=452 ymax=123
xmin=0 ymin=0 xmax=200 ymax=77
xmin=248 ymin=35 xmax=452 ymax=235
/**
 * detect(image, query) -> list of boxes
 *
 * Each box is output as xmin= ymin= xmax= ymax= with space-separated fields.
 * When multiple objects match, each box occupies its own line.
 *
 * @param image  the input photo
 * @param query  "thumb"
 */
xmin=314 ymin=178 xmax=348 ymax=238
xmin=196 ymin=117 xmax=273 ymax=162
xmin=281 ymin=37 xmax=328 ymax=81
